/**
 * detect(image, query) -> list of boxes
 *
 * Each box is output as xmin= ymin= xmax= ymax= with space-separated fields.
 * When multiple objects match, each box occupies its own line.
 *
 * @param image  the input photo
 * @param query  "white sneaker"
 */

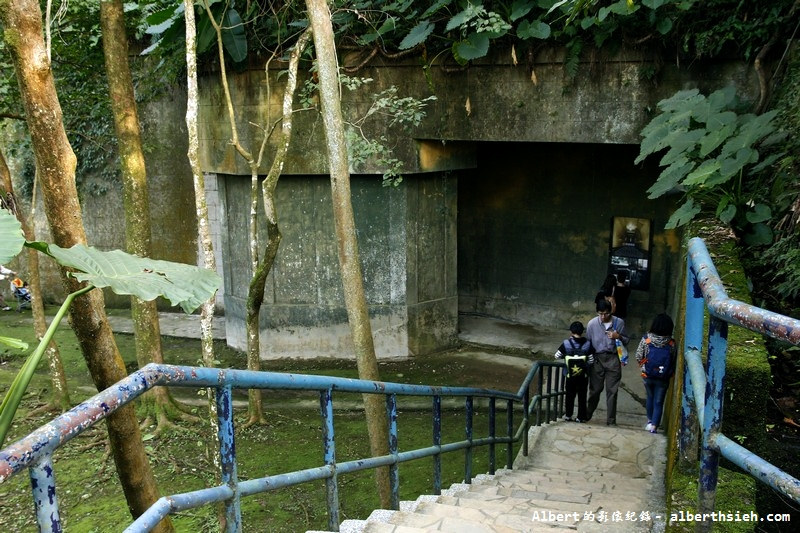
xmin=645 ymin=423 xmax=655 ymax=432
xmin=562 ymin=415 xmax=573 ymax=422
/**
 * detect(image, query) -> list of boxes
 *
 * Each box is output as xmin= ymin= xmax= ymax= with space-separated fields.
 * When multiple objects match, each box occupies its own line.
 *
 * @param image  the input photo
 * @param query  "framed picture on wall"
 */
xmin=609 ymin=217 xmax=652 ymax=291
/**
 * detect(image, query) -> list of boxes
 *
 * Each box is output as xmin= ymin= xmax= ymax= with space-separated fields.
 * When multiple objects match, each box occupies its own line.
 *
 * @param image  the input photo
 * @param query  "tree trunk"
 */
xmin=99 ymin=0 xmax=176 ymax=426
xmin=245 ymin=29 xmax=313 ymax=425
xmin=0 ymin=2 xmax=172 ymax=530
xmin=305 ymin=0 xmax=392 ymax=509
xmin=184 ymin=2 xmax=226 ymax=528
xmin=0 ymin=150 xmax=70 ymax=412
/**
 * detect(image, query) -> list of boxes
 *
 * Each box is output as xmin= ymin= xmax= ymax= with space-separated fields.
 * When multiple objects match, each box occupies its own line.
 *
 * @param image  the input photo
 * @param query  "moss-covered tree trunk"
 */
xmin=99 ymin=0 xmax=178 ymax=429
xmin=0 ymin=2 xmax=172 ymax=530
xmin=306 ymin=0 xmax=391 ymax=509
xmin=0 ymin=150 xmax=70 ymax=411
xmin=245 ymin=29 xmax=312 ymax=425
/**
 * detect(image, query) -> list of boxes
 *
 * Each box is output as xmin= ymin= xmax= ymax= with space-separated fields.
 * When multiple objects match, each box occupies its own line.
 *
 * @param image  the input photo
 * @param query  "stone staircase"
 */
xmin=309 ymin=420 xmax=667 ymax=533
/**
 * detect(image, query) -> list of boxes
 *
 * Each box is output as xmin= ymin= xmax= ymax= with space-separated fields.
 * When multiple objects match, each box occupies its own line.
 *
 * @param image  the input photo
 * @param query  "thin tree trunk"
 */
xmin=0 ymin=151 xmax=70 ymax=412
xmin=99 ymin=0 xmax=177 ymax=429
xmin=305 ymin=0 xmax=392 ymax=509
xmin=183 ymin=2 xmax=225 ymax=528
xmin=0 ymin=2 xmax=172 ymax=530
xmin=245 ymin=29 xmax=313 ymax=425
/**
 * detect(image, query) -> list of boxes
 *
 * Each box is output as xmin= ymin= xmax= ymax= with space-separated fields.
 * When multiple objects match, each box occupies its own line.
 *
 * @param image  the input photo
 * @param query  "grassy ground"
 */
xmin=0 ymin=307 xmax=531 ymax=532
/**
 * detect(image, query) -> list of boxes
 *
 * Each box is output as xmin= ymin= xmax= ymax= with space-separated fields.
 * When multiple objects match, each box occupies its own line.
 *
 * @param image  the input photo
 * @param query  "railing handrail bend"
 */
xmin=0 ymin=357 xmax=567 ymax=532
xmin=683 ymin=237 xmax=800 ymax=529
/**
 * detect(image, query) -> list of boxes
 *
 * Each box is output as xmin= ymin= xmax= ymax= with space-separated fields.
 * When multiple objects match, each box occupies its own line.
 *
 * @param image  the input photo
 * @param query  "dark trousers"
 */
xmin=587 ymin=352 xmax=622 ymax=424
xmin=565 ymin=375 xmax=588 ymax=420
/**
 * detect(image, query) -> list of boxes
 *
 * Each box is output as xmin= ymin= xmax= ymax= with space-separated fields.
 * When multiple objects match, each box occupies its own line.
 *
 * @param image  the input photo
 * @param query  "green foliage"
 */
xmin=0 ymin=207 xmax=221 ymax=446
xmin=141 ymin=0 xmax=248 ymax=63
xmin=761 ymin=237 xmax=800 ymax=301
xmin=636 ymin=87 xmax=780 ymax=238
xmin=302 ymin=75 xmax=436 ymax=186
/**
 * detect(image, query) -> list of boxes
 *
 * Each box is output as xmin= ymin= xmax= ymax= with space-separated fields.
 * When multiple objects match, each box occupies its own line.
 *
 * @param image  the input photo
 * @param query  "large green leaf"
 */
xmin=647 ymin=157 xmax=693 ymax=198
xmin=746 ymin=203 xmax=771 ymax=224
xmin=717 ymin=203 xmax=736 ymax=224
xmin=658 ymin=129 xmax=704 ymax=166
xmin=665 ymin=198 xmax=702 ymax=229
xmin=655 ymin=16 xmax=672 ymax=35
xmin=705 ymin=111 xmax=737 ymax=132
xmin=517 ymin=19 xmax=551 ymax=39
xmin=446 ymin=4 xmax=483 ymax=32
xmin=683 ymin=159 xmax=720 ymax=186
xmin=657 ymin=89 xmax=701 ymax=113
xmin=399 ymin=20 xmax=434 ymax=49
xmin=422 ymin=0 xmax=453 ymax=19
xmin=743 ymin=222 xmax=773 ymax=246
xmin=196 ymin=4 xmax=224 ymax=55
xmin=706 ymin=85 xmax=736 ymax=112
xmin=510 ymin=0 xmax=535 ymax=21
xmin=453 ymin=33 xmax=490 ymax=62
xmin=698 ymin=123 xmax=734 ymax=157
xmin=0 ymin=208 xmax=25 ymax=264
xmin=28 ymin=243 xmax=220 ymax=313
xmin=221 ymin=8 xmax=247 ymax=63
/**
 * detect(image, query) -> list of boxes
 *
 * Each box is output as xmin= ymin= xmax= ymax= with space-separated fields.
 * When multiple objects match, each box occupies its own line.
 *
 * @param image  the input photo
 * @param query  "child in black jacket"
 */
xmin=554 ymin=321 xmax=595 ymax=422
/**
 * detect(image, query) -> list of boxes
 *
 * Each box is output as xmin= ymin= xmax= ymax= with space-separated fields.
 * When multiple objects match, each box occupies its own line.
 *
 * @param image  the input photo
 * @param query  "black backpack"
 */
xmin=564 ymin=338 xmax=591 ymax=379
xmin=642 ymin=338 xmax=674 ymax=379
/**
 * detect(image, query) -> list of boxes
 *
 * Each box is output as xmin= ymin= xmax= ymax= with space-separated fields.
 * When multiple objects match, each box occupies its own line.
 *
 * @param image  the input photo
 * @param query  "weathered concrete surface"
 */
xmin=198 ymin=48 xmax=757 ymax=176
xmin=199 ymin=48 xmax=747 ymax=359
xmin=9 ymin=47 xmax=751 ymax=359
xmin=219 ymin=173 xmax=458 ymax=359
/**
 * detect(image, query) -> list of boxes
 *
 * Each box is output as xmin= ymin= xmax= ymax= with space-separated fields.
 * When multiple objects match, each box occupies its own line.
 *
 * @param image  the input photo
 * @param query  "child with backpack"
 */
xmin=554 ymin=321 xmax=595 ymax=422
xmin=636 ymin=313 xmax=677 ymax=434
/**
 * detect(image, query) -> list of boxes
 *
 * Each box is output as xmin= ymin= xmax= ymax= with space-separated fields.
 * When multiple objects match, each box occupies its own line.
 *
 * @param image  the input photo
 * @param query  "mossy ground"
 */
xmin=668 ymin=467 xmax=757 ymax=533
xmin=0 ymin=307 xmax=528 ymax=532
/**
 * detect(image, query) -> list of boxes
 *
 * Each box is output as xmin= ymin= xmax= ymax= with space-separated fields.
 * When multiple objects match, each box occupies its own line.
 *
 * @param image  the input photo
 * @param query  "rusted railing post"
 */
xmin=697 ymin=317 xmax=728 ymax=532
xmin=464 ymin=396 xmax=473 ymax=483
xmin=432 ymin=395 xmax=441 ymax=495
xmin=488 ymin=397 xmax=496 ymax=475
xmin=216 ymin=385 xmax=241 ymax=532
xmin=319 ymin=388 xmax=339 ymax=531
xmin=386 ymin=394 xmax=399 ymax=510
xmin=506 ymin=400 xmax=514 ymax=468
xmin=30 ymin=453 xmax=60 ymax=532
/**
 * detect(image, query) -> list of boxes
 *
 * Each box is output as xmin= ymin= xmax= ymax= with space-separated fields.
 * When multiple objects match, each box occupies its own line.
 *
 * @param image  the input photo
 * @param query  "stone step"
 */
xmin=306 ymin=422 xmax=666 ymax=533
xmin=497 ymin=466 xmax=650 ymax=482
xmin=492 ymin=475 xmax=650 ymax=498
xmin=436 ymin=493 xmax=588 ymax=518
xmin=361 ymin=521 xmax=431 ymax=533
xmin=459 ymin=479 xmax=592 ymax=500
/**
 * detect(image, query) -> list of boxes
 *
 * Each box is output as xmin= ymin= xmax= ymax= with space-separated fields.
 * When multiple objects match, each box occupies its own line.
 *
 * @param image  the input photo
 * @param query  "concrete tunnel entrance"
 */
xmin=456 ymin=141 xmax=678 ymax=338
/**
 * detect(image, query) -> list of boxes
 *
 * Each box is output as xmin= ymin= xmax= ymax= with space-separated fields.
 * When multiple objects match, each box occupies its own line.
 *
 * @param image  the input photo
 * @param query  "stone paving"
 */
xmin=316 ymin=418 xmax=667 ymax=533
xmin=306 ymin=316 xmax=668 ymax=533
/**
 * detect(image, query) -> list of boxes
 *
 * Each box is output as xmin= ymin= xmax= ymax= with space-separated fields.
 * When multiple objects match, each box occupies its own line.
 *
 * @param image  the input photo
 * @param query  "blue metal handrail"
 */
xmin=682 ymin=237 xmax=800 ymax=530
xmin=0 ymin=359 xmax=567 ymax=532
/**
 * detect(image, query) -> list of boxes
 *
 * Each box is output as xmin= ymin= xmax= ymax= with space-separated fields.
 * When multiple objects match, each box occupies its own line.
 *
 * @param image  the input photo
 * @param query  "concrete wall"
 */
xmin=219 ymin=172 xmax=457 ymax=358
xmin=197 ymin=49 xmax=758 ymax=175
xmin=10 ymin=47 xmax=757 ymax=359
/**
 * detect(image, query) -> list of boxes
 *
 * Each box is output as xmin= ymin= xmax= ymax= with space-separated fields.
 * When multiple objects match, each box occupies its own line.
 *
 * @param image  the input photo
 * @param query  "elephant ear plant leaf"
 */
xmin=0 ymin=208 xmax=221 ymax=446
xmin=636 ymin=86 xmax=781 ymax=243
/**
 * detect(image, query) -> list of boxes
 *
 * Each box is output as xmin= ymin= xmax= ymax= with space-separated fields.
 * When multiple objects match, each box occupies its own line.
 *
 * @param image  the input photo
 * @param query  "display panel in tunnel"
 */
xmin=609 ymin=216 xmax=652 ymax=291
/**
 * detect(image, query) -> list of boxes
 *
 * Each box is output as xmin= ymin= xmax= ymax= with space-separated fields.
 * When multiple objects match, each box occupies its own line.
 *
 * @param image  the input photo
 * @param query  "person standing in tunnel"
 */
xmin=585 ymin=299 xmax=629 ymax=426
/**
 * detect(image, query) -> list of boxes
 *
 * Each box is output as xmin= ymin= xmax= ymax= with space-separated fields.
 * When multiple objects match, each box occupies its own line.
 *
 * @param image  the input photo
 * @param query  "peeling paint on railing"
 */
xmin=683 ymin=237 xmax=800 ymax=531
xmin=1 ymin=358 xmax=566 ymax=532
